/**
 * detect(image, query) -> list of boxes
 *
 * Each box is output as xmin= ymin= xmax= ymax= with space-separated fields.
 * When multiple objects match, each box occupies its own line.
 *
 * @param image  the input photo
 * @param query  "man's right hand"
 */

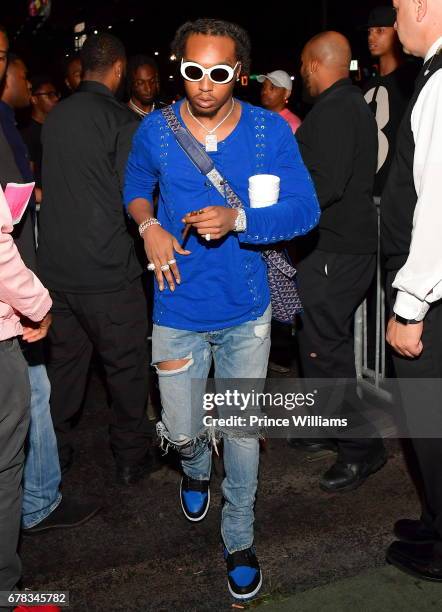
xmin=22 ymin=313 xmax=52 ymax=343
xmin=144 ymin=225 xmax=191 ymax=291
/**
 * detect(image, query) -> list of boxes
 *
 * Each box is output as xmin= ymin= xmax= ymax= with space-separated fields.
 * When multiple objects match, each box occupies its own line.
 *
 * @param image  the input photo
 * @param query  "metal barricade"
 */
xmin=354 ymin=198 xmax=393 ymax=403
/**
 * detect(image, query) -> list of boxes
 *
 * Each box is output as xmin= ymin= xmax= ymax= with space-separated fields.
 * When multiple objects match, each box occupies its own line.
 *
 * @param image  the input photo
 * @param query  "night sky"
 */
xmin=2 ymin=0 xmax=395 ymax=105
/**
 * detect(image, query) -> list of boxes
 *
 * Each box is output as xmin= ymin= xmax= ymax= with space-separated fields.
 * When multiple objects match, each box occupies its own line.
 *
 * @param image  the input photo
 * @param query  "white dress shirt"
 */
xmin=393 ymin=36 xmax=442 ymax=321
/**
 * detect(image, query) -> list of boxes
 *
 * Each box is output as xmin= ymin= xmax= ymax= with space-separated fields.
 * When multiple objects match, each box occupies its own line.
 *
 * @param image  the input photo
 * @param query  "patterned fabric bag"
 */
xmin=161 ymin=105 xmax=303 ymax=324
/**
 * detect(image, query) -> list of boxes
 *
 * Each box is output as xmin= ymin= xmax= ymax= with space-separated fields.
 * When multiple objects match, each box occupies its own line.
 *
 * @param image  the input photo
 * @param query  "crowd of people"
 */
xmin=1 ymin=1 xmax=442 ymax=607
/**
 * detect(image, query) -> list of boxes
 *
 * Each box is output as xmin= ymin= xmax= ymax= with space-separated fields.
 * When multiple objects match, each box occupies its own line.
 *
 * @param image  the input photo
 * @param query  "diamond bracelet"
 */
xmin=139 ymin=217 xmax=161 ymax=237
xmin=233 ymin=208 xmax=247 ymax=233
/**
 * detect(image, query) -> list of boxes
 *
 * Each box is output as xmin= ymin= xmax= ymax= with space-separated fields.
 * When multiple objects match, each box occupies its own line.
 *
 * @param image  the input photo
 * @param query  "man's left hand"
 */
xmin=386 ymin=317 xmax=423 ymax=358
xmin=183 ymin=206 xmax=238 ymax=240
xmin=22 ymin=313 xmax=53 ymax=343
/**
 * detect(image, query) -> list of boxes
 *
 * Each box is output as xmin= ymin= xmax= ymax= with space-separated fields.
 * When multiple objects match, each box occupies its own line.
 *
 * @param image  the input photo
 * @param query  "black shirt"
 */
xmin=37 ymin=80 xmax=141 ymax=293
xmin=21 ymin=118 xmax=43 ymax=189
xmin=296 ymin=78 xmax=378 ymax=254
xmin=363 ymin=62 xmax=419 ymax=196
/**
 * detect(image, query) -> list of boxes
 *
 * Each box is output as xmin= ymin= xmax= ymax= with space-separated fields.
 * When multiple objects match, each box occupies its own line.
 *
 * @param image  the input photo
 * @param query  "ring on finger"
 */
xmin=147 ymin=263 xmax=156 ymax=271
xmin=160 ymin=264 xmax=170 ymax=272
xmin=205 ymin=233 xmax=211 ymax=241
xmin=167 ymin=259 xmax=177 ymax=265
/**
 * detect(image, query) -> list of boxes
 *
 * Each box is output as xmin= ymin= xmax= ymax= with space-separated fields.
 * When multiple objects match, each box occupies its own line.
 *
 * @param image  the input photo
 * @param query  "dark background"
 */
xmin=2 ymin=0 xmax=395 ymax=106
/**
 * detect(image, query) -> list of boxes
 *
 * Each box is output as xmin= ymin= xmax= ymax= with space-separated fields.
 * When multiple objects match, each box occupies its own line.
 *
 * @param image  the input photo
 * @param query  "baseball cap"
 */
xmin=367 ymin=6 xmax=396 ymax=28
xmin=256 ymin=70 xmax=292 ymax=91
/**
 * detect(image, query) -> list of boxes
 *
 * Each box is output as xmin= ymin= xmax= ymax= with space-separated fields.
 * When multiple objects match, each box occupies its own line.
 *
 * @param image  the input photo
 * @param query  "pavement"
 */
xmin=253 ymin=566 xmax=442 ymax=612
xmin=18 ymin=325 xmax=440 ymax=611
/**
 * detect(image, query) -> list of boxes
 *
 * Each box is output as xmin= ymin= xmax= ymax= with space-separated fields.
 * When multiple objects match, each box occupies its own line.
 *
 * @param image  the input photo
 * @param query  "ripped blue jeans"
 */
xmin=152 ymin=305 xmax=271 ymax=553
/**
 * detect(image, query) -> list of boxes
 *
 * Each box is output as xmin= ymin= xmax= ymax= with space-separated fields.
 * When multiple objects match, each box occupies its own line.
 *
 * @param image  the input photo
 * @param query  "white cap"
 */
xmin=256 ymin=70 xmax=292 ymax=91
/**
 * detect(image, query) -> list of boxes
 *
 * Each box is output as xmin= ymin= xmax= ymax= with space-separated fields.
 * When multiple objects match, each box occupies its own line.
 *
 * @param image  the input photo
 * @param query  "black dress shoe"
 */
xmin=319 ymin=449 xmax=387 ymax=493
xmin=387 ymin=540 xmax=442 ymax=581
xmin=22 ymin=496 xmax=101 ymax=535
xmin=287 ymin=438 xmax=337 ymax=453
xmin=116 ymin=452 xmax=162 ymax=486
xmin=268 ymin=361 xmax=291 ymax=374
xmin=394 ymin=519 xmax=439 ymax=544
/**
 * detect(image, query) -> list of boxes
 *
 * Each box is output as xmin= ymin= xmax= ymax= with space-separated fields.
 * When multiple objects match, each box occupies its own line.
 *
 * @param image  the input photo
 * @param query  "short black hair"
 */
xmin=64 ymin=53 xmax=82 ymax=75
xmin=171 ymin=18 xmax=251 ymax=74
xmin=0 ymin=24 xmax=7 ymax=37
xmin=80 ymin=33 xmax=125 ymax=74
xmin=128 ymin=54 xmax=158 ymax=81
xmin=30 ymin=74 xmax=56 ymax=94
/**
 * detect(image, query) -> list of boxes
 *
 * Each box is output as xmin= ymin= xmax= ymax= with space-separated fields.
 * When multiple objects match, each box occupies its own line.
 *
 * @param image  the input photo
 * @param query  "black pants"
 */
xmin=46 ymin=278 xmax=150 ymax=468
xmin=296 ymin=249 xmax=383 ymax=462
xmin=0 ymin=339 xmax=30 ymax=608
xmin=387 ymin=271 xmax=442 ymax=538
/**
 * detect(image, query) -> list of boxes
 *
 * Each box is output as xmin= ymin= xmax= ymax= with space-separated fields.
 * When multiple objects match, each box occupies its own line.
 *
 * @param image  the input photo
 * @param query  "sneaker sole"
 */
xmin=180 ymin=479 xmax=210 ymax=522
xmin=22 ymin=506 xmax=101 ymax=535
xmin=227 ymin=569 xmax=263 ymax=600
xmin=319 ymin=454 xmax=388 ymax=494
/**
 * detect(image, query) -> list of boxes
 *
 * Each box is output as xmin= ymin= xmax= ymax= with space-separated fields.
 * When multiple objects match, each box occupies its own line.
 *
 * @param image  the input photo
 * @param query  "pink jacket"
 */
xmin=0 ymin=186 xmax=52 ymax=341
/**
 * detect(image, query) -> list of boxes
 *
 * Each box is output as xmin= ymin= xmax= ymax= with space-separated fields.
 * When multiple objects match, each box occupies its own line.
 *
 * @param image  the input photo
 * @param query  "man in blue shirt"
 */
xmin=124 ymin=18 xmax=319 ymax=600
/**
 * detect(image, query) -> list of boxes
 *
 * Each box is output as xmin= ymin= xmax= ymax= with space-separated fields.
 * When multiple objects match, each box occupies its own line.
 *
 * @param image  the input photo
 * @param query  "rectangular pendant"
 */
xmin=205 ymin=134 xmax=218 ymax=152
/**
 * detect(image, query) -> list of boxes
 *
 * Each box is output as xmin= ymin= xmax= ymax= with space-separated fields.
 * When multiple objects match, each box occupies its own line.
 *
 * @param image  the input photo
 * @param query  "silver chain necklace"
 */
xmin=186 ymin=99 xmax=235 ymax=152
xmin=129 ymin=99 xmax=155 ymax=117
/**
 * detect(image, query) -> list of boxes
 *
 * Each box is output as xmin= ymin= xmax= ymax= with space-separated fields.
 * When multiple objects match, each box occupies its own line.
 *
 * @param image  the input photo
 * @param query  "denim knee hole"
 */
xmin=153 ymin=353 xmax=194 ymax=376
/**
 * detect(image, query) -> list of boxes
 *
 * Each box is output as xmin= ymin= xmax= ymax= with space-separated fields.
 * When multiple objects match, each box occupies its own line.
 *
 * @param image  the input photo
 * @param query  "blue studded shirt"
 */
xmin=124 ymin=99 xmax=320 ymax=332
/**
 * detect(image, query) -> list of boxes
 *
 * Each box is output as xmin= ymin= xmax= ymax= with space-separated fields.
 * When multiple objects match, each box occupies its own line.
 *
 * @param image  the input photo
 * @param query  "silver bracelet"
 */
xmin=233 ymin=208 xmax=247 ymax=233
xmin=139 ymin=217 xmax=161 ymax=237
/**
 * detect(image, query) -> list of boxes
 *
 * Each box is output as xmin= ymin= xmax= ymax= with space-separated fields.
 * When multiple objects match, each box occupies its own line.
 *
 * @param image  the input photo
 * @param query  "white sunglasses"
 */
xmin=180 ymin=59 xmax=240 ymax=84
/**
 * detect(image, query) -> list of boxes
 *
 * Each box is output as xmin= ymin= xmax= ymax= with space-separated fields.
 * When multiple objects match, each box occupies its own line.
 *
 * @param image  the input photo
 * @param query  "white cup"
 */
xmin=249 ymin=174 xmax=280 ymax=191
xmin=248 ymin=185 xmax=280 ymax=196
xmin=248 ymin=186 xmax=280 ymax=197
xmin=248 ymin=189 xmax=279 ymax=208
xmin=248 ymin=174 xmax=280 ymax=208
xmin=249 ymin=199 xmax=277 ymax=208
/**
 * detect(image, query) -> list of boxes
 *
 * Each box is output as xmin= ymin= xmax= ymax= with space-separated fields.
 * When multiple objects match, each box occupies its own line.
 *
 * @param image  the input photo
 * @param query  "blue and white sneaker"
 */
xmin=224 ymin=546 xmax=263 ymax=600
xmin=180 ymin=475 xmax=210 ymax=522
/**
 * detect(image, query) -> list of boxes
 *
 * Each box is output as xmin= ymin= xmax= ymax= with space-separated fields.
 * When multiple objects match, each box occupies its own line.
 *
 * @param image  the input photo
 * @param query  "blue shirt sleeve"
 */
xmin=238 ymin=118 xmax=320 ymax=245
xmin=123 ymin=116 xmax=159 ymax=209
